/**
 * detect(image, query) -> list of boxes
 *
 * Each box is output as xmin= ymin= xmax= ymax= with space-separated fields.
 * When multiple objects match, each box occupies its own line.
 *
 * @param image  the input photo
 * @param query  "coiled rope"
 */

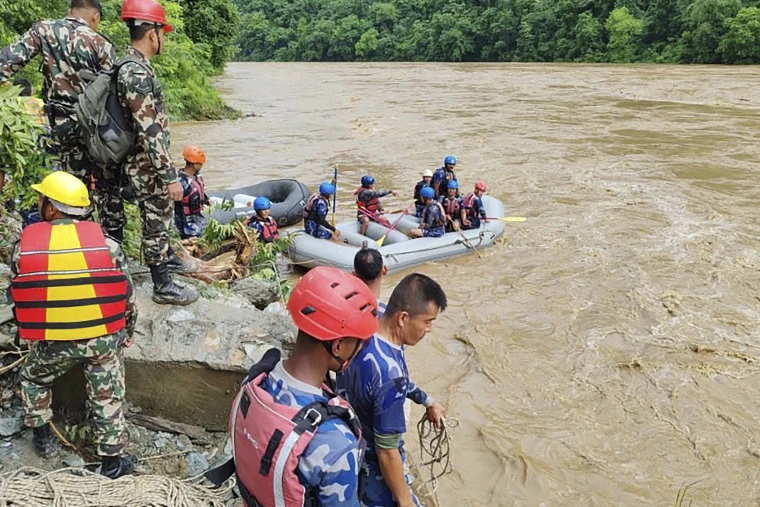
xmin=0 ymin=467 xmax=235 ymax=507
xmin=411 ymin=414 xmax=458 ymax=504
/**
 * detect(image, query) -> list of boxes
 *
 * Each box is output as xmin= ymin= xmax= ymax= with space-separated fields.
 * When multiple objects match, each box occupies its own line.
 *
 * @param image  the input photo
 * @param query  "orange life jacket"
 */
xmin=10 ymin=221 xmax=128 ymax=341
xmin=355 ymin=187 xmax=380 ymax=216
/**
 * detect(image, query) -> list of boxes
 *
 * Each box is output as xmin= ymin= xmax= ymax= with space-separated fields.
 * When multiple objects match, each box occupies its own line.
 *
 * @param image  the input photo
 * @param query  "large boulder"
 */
xmin=230 ymin=277 xmax=281 ymax=310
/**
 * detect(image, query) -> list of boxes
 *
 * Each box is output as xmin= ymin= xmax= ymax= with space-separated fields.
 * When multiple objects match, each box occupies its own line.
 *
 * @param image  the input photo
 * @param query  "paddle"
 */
xmin=331 ymin=165 xmax=338 ymax=228
xmin=377 ymin=204 xmax=413 ymax=247
xmin=485 ymin=216 xmax=526 ymax=222
xmin=357 ymin=206 xmax=392 ymax=228
xmin=448 ymin=216 xmax=483 ymax=259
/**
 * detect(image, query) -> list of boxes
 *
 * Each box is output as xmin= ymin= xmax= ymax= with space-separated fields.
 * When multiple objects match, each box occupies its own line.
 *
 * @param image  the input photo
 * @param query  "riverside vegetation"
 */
xmin=234 ymin=0 xmax=760 ymax=64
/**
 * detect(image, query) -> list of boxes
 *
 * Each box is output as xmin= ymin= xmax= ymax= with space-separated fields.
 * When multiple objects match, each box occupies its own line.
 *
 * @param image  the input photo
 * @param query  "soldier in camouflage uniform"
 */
xmin=9 ymin=171 xmax=137 ymax=479
xmin=116 ymin=0 xmax=198 ymax=305
xmin=0 ymin=0 xmax=126 ymax=241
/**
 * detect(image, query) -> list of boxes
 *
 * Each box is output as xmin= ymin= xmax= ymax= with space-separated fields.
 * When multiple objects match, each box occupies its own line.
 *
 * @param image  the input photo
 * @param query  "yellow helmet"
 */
xmin=31 ymin=172 xmax=91 ymax=213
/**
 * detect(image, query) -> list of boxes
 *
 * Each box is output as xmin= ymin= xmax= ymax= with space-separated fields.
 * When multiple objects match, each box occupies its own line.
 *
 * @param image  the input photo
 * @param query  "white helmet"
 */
xmin=422 ymin=169 xmax=433 ymax=178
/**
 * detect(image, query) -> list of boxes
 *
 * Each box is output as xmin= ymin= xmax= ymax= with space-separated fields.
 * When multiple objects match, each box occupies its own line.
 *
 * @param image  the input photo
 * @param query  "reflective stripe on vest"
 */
xmin=231 ymin=354 xmax=363 ymax=507
xmin=355 ymin=187 xmax=379 ymax=214
xmin=10 ymin=221 xmax=127 ymax=341
xmin=182 ymin=174 xmax=206 ymax=216
xmin=255 ymin=217 xmax=279 ymax=243
xmin=422 ymin=202 xmax=445 ymax=228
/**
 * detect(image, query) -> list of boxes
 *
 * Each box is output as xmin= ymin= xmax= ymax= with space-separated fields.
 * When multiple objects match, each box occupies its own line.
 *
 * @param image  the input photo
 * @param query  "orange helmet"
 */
xmin=182 ymin=145 xmax=206 ymax=164
xmin=475 ymin=181 xmax=487 ymax=192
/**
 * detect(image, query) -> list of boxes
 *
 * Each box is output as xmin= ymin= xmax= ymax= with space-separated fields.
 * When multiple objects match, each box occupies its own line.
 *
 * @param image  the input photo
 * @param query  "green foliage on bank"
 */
xmin=234 ymin=0 xmax=760 ymax=64
xmin=0 ymin=0 xmax=240 ymax=120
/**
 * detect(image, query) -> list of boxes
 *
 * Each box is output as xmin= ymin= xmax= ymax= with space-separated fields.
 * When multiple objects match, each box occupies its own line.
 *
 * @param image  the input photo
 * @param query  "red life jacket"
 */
xmin=355 ymin=187 xmax=380 ymax=216
xmin=422 ymin=201 xmax=446 ymax=228
xmin=442 ymin=196 xmax=461 ymax=217
xmin=251 ymin=216 xmax=279 ymax=243
xmin=214 ymin=348 xmax=363 ymax=507
xmin=10 ymin=221 xmax=128 ymax=341
xmin=181 ymin=173 xmax=206 ymax=216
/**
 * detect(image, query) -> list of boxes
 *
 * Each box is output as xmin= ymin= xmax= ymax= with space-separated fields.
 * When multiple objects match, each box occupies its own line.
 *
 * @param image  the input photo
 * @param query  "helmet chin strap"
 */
xmin=323 ymin=339 xmax=363 ymax=373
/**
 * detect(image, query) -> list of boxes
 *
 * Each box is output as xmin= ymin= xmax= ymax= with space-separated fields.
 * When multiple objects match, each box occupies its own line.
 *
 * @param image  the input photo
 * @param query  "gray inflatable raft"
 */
xmin=207 ymin=179 xmax=310 ymax=227
xmin=285 ymin=196 xmax=506 ymax=274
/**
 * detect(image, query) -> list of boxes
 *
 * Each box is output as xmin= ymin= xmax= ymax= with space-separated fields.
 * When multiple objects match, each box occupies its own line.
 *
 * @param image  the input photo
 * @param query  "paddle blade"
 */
xmin=502 ymin=217 xmax=526 ymax=222
xmin=376 ymin=235 xmax=387 ymax=247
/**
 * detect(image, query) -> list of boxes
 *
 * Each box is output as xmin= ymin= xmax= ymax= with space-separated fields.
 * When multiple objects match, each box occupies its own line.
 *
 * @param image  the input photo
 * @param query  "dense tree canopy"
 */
xmin=233 ymin=0 xmax=760 ymax=63
xmin=0 ymin=0 xmax=240 ymax=119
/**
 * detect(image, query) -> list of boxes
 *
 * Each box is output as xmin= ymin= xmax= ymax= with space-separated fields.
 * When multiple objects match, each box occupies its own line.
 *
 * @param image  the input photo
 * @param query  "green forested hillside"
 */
xmin=0 ymin=0 xmax=240 ymax=120
xmin=234 ymin=0 xmax=760 ymax=64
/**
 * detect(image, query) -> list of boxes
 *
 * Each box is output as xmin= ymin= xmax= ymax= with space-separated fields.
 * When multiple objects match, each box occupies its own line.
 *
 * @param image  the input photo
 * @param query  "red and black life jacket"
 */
xmin=250 ymin=215 xmax=279 ymax=243
xmin=181 ymin=173 xmax=206 ymax=216
xmin=205 ymin=348 xmax=364 ymax=507
xmin=355 ymin=187 xmax=380 ymax=216
xmin=302 ymin=193 xmax=325 ymax=221
xmin=441 ymin=196 xmax=461 ymax=217
xmin=10 ymin=221 xmax=128 ymax=341
xmin=422 ymin=201 xmax=446 ymax=228
xmin=462 ymin=193 xmax=482 ymax=219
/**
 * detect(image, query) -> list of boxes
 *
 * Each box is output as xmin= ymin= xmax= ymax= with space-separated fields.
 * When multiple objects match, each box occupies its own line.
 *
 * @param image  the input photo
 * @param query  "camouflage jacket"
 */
xmin=0 ymin=17 xmax=115 ymax=117
xmin=8 ymin=219 xmax=138 ymax=338
xmin=117 ymin=47 xmax=176 ymax=187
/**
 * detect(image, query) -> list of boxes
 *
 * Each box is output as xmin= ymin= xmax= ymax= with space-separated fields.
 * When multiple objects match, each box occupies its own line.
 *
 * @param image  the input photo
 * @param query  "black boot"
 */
xmin=32 ymin=424 xmax=60 ymax=458
xmin=98 ymin=454 xmax=137 ymax=479
xmin=166 ymin=247 xmax=196 ymax=273
xmin=106 ymin=227 xmax=124 ymax=244
xmin=149 ymin=263 xmax=199 ymax=306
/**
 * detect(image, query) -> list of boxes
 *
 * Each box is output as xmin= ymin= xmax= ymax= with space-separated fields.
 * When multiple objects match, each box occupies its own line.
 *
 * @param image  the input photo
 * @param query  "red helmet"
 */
xmin=121 ymin=0 xmax=173 ymax=32
xmin=475 ymin=181 xmax=487 ymax=192
xmin=287 ymin=267 xmax=379 ymax=341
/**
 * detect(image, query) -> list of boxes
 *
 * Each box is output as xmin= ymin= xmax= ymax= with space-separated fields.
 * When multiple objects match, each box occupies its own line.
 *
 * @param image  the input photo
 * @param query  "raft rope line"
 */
xmin=0 ymin=466 xmax=235 ymax=507
xmin=410 ymin=414 xmax=458 ymax=504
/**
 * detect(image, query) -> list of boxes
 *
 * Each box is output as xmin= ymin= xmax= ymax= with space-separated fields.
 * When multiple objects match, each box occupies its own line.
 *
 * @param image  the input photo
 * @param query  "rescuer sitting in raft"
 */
xmin=413 ymin=169 xmax=433 ymax=218
xmin=355 ymin=175 xmax=396 ymax=236
xmin=247 ymin=196 xmax=279 ymax=243
xmin=174 ymin=145 xmax=209 ymax=239
xmin=215 ymin=267 xmax=379 ymax=506
xmin=440 ymin=179 xmax=464 ymax=232
xmin=462 ymin=181 xmax=488 ymax=230
xmin=303 ymin=182 xmax=341 ymax=241
xmin=409 ymin=186 xmax=445 ymax=238
xmin=9 ymin=171 xmax=137 ymax=479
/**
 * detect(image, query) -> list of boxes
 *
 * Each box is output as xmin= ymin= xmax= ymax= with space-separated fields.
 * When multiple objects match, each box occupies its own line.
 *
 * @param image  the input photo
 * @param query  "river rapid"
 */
xmin=173 ymin=63 xmax=760 ymax=506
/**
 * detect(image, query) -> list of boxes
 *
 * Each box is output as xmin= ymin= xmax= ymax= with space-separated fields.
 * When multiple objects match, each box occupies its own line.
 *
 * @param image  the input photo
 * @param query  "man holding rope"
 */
xmin=337 ymin=273 xmax=448 ymax=507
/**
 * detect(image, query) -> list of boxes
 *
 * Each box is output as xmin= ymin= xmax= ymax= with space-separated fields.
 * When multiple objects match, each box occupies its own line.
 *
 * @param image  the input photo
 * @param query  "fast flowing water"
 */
xmin=173 ymin=63 xmax=760 ymax=506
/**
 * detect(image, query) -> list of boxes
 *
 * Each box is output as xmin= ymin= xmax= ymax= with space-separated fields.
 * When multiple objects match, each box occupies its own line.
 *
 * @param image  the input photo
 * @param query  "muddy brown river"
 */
xmin=173 ymin=63 xmax=760 ymax=506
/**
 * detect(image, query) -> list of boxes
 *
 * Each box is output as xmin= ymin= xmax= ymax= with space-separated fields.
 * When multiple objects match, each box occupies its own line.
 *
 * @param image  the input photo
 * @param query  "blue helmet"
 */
xmin=444 ymin=155 xmax=457 ymax=166
xmin=253 ymin=196 xmax=272 ymax=211
xmin=420 ymin=187 xmax=435 ymax=200
xmin=361 ymin=175 xmax=375 ymax=187
xmin=319 ymin=182 xmax=336 ymax=195
xmin=448 ymin=180 xmax=459 ymax=190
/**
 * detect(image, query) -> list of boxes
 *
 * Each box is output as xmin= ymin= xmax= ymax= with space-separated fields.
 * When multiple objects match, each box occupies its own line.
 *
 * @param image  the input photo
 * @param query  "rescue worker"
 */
xmin=431 ymin=155 xmax=457 ymax=198
xmin=353 ymin=247 xmax=387 ymax=315
xmin=336 ymin=273 xmax=448 ymax=507
xmin=304 ymin=182 xmax=340 ymax=241
xmin=440 ymin=179 xmax=464 ymax=232
xmin=247 ymin=196 xmax=279 ymax=243
xmin=0 ymin=0 xmax=121 ymax=234
xmin=9 ymin=171 xmax=137 ymax=479
xmin=174 ymin=145 xmax=209 ymax=239
xmin=462 ymin=181 xmax=488 ymax=230
xmin=413 ymin=169 xmax=433 ymax=218
xmin=117 ymin=0 xmax=198 ymax=305
xmin=409 ymin=187 xmax=445 ymax=238
xmin=223 ymin=267 xmax=379 ymax=507
xmin=355 ymin=175 xmax=397 ymax=236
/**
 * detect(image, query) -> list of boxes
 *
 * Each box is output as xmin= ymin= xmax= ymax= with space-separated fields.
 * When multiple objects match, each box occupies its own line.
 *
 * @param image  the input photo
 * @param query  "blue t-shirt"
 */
xmin=263 ymin=361 xmax=361 ymax=507
xmin=336 ymin=334 xmax=429 ymax=464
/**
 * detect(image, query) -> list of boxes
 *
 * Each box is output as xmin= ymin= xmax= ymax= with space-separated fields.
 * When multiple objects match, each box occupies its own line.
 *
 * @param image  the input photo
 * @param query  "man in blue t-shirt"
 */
xmin=337 ymin=273 xmax=448 ymax=507
xmin=353 ymin=247 xmax=387 ymax=316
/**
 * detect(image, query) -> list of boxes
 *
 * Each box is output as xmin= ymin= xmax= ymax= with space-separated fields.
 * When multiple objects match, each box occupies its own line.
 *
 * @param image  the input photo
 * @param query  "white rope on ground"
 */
xmin=410 ymin=414 xmax=458 ymax=506
xmin=0 ymin=467 xmax=235 ymax=507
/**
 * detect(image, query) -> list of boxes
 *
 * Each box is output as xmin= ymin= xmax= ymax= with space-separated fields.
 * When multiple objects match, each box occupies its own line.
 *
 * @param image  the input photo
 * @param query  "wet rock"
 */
xmin=63 ymin=455 xmax=85 ymax=467
xmin=231 ymin=278 xmax=280 ymax=310
xmin=0 ymin=409 xmax=24 ymax=437
xmin=185 ymin=451 xmax=210 ymax=478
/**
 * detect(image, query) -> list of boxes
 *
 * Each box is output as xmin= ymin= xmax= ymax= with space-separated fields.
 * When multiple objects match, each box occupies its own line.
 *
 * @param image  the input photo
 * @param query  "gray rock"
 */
xmin=232 ymin=278 xmax=280 ymax=310
xmin=154 ymin=432 xmax=170 ymax=449
xmin=264 ymin=301 xmax=287 ymax=315
xmin=0 ymin=410 xmax=24 ymax=437
xmin=168 ymin=309 xmax=196 ymax=323
xmin=186 ymin=451 xmax=210 ymax=478
xmin=63 ymin=455 xmax=85 ymax=467
xmin=223 ymin=438 xmax=233 ymax=459
xmin=176 ymin=434 xmax=192 ymax=451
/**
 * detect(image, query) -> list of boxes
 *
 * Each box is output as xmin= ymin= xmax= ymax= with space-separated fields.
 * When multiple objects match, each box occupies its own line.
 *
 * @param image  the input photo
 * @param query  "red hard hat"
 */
xmin=475 ymin=181 xmax=487 ymax=192
xmin=287 ymin=267 xmax=379 ymax=341
xmin=121 ymin=0 xmax=173 ymax=32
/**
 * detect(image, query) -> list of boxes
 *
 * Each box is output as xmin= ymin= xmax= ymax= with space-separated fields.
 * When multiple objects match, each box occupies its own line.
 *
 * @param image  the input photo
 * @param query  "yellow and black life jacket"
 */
xmin=10 ymin=221 xmax=128 ymax=341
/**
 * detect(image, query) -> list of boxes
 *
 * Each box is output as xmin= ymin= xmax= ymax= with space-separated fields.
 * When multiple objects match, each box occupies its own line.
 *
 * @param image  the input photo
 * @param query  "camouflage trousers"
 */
xmin=127 ymin=167 xmax=173 ymax=266
xmin=19 ymin=332 xmax=128 ymax=457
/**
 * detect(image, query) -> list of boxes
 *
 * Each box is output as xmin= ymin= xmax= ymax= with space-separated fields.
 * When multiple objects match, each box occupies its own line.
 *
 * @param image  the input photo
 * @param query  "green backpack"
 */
xmin=75 ymin=55 xmax=146 ymax=166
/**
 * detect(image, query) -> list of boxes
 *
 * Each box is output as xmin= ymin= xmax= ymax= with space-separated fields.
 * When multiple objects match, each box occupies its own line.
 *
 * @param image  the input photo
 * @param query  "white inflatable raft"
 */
xmin=285 ymin=196 xmax=506 ymax=274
